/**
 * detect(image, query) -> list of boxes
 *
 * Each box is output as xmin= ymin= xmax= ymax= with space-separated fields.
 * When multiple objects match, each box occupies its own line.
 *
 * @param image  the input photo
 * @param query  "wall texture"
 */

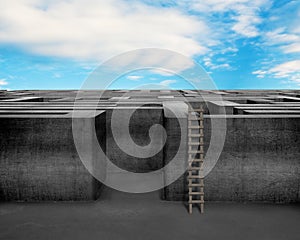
xmin=0 ymin=114 xmax=105 ymax=201
xmin=106 ymin=108 xmax=164 ymax=173
xmin=163 ymin=116 xmax=300 ymax=203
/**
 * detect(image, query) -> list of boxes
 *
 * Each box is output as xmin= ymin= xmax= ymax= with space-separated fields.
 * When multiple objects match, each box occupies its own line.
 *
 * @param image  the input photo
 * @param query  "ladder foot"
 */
xmin=189 ymin=204 xmax=192 ymax=214
xmin=200 ymin=204 xmax=204 ymax=213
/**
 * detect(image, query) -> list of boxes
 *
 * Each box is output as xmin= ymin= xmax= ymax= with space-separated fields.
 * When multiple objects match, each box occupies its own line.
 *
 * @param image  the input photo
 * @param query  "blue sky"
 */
xmin=0 ymin=0 xmax=300 ymax=90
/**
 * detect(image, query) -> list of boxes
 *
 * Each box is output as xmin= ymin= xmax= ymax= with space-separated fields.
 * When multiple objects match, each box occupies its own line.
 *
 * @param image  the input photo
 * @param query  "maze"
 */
xmin=0 ymin=90 xmax=299 ymax=203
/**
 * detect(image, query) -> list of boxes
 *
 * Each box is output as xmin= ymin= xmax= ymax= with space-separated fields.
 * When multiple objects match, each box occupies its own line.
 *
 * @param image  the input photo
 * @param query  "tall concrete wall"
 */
xmin=0 ymin=113 xmax=106 ymax=201
xmin=163 ymin=116 xmax=300 ymax=203
xmin=105 ymin=108 xmax=164 ymax=173
xmin=162 ymin=101 xmax=188 ymax=201
xmin=103 ymin=107 xmax=165 ymax=193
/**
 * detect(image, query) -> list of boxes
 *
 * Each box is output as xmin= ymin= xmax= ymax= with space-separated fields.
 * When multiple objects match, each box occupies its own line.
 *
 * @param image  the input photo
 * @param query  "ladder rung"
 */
xmin=188 ymin=175 xmax=204 ymax=179
xmin=188 ymin=150 xmax=204 ymax=154
xmin=188 ymin=183 xmax=204 ymax=187
xmin=188 ymin=126 xmax=204 ymax=129
xmin=189 ymin=200 xmax=204 ymax=203
xmin=188 ymin=167 xmax=203 ymax=170
xmin=189 ymin=192 xmax=204 ymax=195
xmin=188 ymin=134 xmax=204 ymax=137
xmin=188 ymin=141 xmax=204 ymax=145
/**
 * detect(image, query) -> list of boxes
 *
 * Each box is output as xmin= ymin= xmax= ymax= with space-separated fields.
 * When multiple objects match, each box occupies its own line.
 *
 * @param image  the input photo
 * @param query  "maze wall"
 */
xmin=0 ymin=90 xmax=299 ymax=202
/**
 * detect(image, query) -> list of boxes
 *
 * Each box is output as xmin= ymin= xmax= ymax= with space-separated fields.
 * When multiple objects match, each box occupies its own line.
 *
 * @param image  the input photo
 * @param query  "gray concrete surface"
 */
xmin=106 ymin=108 xmax=164 ymax=173
xmin=0 ymin=187 xmax=299 ymax=240
xmin=0 ymin=113 xmax=106 ymax=201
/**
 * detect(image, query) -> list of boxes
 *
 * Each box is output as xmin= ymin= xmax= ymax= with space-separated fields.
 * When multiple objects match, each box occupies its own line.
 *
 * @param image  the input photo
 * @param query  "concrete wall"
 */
xmin=0 ymin=101 xmax=299 ymax=203
xmin=163 ymin=116 xmax=300 ymax=203
xmin=105 ymin=108 xmax=164 ymax=173
xmin=0 ymin=113 xmax=106 ymax=201
xmin=162 ymin=101 xmax=188 ymax=200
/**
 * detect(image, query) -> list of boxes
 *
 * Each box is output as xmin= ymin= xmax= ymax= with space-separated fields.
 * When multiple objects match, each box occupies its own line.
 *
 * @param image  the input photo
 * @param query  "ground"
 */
xmin=0 ymin=187 xmax=299 ymax=240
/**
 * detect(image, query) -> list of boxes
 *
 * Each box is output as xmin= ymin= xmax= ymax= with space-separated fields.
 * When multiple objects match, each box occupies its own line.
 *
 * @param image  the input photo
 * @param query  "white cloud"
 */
xmin=253 ymin=60 xmax=300 ymax=85
xmin=104 ymin=49 xmax=196 ymax=74
xmin=232 ymin=14 xmax=262 ymax=38
xmin=159 ymin=79 xmax=176 ymax=87
xmin=183 ymin=0 xmax=270 ymax=38
xmin=252 ymin=70 xmax=265 ymax=75
xmin=203 ymin=57 xmax=231 ymax=70
xmin=252 ymin=70 xmax=266 ymax=78
xmin=211 ymin=63 xmax=231 ymax=70
xmin=187 ymin=0 xmax=253 ymax=12
xmin=0 ymin=0 xmax=210 ymax=62
xmin=257 ymin=13 xmax=300 ymax=83
xmin=127 ymin=75 xmax=142 ymax=81
xmin=0 ymin=79 xmax=8 ymax=89
xmin=282 ymin=43 xmax=300 ymax=53
xmin=269 ymin=60 xmax=300 ymax=77
xmin=263 ymin=27 xmax=300 ymax=54
xmin=265 ymin=28 xmax=299 ymax=45
xmin=0 ymin=79 xmax=8 ymax=86
xmin=252 ymin=70 xmax=267 ymax=78
xmin=203 ymin=57 xmax=213 ymax=68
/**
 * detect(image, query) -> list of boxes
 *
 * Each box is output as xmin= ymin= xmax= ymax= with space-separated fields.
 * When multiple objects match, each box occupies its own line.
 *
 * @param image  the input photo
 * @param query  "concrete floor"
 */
xmin=0 ymin=187 xmax=299 ymax=240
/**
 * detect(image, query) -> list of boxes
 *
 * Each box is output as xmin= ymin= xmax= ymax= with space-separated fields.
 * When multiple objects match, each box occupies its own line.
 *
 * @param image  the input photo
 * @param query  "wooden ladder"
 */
xmin=187 ymin=105 xmax=204 ymax=214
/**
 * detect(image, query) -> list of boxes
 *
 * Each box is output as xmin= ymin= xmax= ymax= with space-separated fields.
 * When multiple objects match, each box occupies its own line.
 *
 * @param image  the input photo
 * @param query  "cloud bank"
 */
xmin=0 ymin=0 xmax=210 ymax=61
